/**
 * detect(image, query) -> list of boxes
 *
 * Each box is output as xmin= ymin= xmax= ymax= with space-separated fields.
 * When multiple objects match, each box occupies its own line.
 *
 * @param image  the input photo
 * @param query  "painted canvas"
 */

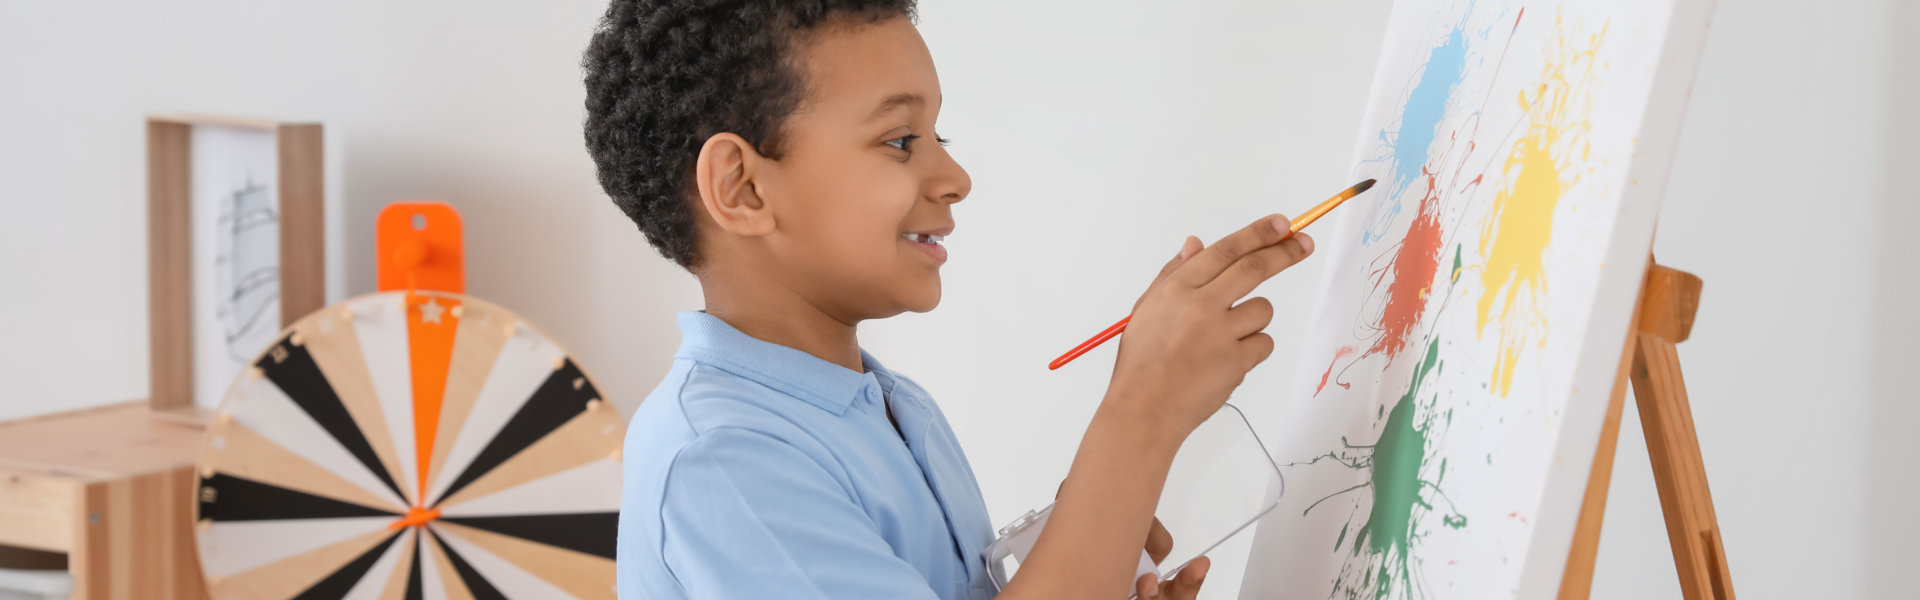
xmin=1239 ymin=0 xmax=1713 ymax=598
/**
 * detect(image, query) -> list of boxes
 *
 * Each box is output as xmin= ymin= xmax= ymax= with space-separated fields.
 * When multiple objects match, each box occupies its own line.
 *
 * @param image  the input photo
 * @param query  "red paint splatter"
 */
xmin=1368 ymin=168 xmax=1447 ymax=360
xmin=1316 ymin=345 xmax=1358 ymax=396
xmin=1506 ymin=511 xmax=1529 ymax=524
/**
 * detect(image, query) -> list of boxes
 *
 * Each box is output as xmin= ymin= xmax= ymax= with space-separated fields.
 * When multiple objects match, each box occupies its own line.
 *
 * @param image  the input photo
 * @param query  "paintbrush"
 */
xmin=1047 ymin=179 xmax=1376 ymax=371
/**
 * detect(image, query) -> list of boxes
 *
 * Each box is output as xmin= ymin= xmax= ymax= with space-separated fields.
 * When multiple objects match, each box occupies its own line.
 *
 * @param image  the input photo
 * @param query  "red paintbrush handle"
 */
xmin=1049 ymin=315 xmax=1132 ymax=370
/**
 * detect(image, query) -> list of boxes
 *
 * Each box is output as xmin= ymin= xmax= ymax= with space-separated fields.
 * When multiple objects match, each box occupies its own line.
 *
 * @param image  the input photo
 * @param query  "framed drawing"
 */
xmin=147 ymin=114 xmax=324 ymax=419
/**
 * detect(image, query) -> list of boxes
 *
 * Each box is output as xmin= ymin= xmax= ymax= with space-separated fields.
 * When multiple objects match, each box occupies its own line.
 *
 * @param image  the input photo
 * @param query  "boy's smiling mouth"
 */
xmin=902 ymin=226 xmax=952 ymax=263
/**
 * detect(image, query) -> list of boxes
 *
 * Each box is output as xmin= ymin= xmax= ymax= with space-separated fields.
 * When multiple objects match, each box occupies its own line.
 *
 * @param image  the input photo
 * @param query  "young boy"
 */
xmin=583 ymin=1 xmax=1314 ymax=598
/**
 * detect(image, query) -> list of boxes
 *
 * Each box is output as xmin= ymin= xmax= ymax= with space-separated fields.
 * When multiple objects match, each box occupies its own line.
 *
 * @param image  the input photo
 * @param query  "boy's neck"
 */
xmin=699 ymin=266 xmax=865 ymax=374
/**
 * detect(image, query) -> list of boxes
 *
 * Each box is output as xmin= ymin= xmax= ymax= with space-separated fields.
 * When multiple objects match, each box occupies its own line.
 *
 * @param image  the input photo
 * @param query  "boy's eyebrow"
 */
xmin=866 ymin=92 xmax=925 ymax=121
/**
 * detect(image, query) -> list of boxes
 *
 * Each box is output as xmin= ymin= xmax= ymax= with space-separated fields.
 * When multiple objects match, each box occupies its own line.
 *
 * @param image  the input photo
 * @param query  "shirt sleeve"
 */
xmin=657 ymin=426 xmax=944 ymax=599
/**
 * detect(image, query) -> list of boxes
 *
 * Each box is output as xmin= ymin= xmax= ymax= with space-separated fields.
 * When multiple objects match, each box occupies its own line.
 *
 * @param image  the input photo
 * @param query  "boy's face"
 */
xmin=753 ymin=17 xmax=970 ymax=320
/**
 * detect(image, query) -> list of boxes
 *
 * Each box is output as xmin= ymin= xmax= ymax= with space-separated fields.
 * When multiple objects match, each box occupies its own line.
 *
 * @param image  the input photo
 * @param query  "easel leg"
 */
xmin=1556 ymin=269 xmax=1646 ymax=600
xmin=1632 ymin=333 xmax=1733 ymax=600
xmin=1558 ymin=264 xmax=1732 ymax=600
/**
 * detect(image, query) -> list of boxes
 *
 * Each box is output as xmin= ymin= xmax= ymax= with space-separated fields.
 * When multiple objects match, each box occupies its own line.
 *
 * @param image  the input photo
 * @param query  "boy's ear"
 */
xmin=693 ymin=132 xmax=775 ymax=237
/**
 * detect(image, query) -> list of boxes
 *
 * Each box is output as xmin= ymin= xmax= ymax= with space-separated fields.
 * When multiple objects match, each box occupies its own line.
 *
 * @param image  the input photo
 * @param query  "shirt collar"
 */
xmin=674 ymin=311 xmax=891 ymax=415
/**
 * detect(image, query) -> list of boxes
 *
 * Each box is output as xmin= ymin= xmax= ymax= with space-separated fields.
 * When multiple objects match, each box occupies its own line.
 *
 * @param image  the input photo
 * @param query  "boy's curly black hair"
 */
xmin=582 ymin=0 xmax=919 ymax=269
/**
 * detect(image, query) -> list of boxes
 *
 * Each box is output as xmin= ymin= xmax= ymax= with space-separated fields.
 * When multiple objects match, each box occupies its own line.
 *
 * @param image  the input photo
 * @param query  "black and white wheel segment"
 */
xmin=194 ymin=291 xmax=623 ymax=599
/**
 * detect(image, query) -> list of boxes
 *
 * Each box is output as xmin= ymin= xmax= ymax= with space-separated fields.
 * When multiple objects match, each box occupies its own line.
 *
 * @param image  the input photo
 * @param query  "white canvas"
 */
xmin=1240 ymin=0 xmax=1713 ymax=598
xmin=191 ymin=124 xmax=281 ymax=409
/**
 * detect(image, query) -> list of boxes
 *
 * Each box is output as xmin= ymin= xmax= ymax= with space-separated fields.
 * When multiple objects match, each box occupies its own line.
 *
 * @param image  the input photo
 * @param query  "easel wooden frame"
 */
xmin=1557 ymin=260 xmax=1734 ymax=600
xmin=146 ymin=114 xmax=324 ymax=422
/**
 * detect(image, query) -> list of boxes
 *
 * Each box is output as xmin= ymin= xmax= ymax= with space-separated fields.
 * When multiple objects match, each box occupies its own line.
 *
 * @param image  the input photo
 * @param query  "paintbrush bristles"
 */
xmin=1290 ymin=179 xmax=1378 ymax=232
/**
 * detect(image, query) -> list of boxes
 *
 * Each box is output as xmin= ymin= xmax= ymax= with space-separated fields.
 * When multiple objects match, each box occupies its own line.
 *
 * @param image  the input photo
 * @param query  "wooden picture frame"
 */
xmin=146 ymin=114 xmax=324 ymax=420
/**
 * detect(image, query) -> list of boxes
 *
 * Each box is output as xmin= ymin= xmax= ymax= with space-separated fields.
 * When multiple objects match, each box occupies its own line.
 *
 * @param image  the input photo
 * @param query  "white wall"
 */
xmin=1865 ymin=3 xmax=1920 ymax=599
xmin=1587 ymin=1 xmax=1915 ymax=598
xmin=1 ymin=1 xmax=1911 ymax=598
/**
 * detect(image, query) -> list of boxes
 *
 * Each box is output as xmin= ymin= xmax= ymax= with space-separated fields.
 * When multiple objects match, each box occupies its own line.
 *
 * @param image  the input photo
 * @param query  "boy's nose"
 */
xmin=928 ymin=148 xmax=971 ymax=205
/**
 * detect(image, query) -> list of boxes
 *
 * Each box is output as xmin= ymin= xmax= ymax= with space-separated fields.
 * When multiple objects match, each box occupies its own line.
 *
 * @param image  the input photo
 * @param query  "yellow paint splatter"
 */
xmin=1475 ymin=16 xmax=1607 ymax=397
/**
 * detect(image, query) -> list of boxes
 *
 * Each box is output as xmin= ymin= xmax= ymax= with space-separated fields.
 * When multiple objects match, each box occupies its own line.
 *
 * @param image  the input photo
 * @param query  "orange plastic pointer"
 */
xmin=388 ymin=506 xmax=442 ymax=531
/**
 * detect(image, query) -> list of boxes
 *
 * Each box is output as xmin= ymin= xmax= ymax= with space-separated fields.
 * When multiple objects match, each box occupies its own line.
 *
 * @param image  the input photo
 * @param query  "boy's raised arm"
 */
xmin=998 ymin=214 xmax=1314 ymax=600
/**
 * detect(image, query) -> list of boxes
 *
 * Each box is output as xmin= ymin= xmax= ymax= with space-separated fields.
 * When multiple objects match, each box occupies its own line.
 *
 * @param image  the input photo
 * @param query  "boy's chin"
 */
xmin=901 ymin=288 xmax=941 ymax=313
xmin=896 ymin=278 xmax=942 ymax=314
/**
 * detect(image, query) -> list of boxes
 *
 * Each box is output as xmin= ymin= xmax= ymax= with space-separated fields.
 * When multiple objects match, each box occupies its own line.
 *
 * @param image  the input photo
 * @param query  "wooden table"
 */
xmin=0 ymin=402 xmax=208 ymax=599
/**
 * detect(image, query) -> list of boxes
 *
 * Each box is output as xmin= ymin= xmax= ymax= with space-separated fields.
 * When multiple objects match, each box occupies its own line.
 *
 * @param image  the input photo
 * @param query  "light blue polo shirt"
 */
xmin=617 ymin=312 xmax=997 ymax=599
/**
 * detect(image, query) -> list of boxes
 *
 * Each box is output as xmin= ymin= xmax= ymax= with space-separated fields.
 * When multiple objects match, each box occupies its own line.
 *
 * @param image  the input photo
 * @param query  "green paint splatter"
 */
xmin=1291 ymin=336 xmax=1469 ymax=600
xmin=1450 ymin=245 xmax=1463 ymax=283
xmin=1345 ymin=340 xmax=1437 ymax=599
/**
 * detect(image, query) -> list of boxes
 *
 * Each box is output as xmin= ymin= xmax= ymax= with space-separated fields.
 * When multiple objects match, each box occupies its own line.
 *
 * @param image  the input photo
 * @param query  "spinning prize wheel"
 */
xmin=192 ymin=204 xmax=623 ymax=599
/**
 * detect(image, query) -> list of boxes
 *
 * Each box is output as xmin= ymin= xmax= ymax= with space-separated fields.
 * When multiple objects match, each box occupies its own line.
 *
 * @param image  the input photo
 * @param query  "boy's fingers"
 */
xmin=1154 ymin=242 xmax=1184 ymax=279
xmin=1202 ymin=234 xmax=1312 ymax=303
xmin=1160 ymin=557 xmax=1210 ymax=600
xmin=1141 ymin=237 xmax=1207 ymax=312
xmin=1146 ymin=517 xmax=1173 ymax=564
xmin=1154 ymin=236 xmax=1205 ymax=281
xmin=1173 ymin=215 xmax=1292 ymax=288
xmin=1136 ymin=573 xmax=1159 ymax=599
xmin=1227 ymin=297 xmax=1275 ymax=338
xmin=1239 ymin=332 xmax=1276 ymax=371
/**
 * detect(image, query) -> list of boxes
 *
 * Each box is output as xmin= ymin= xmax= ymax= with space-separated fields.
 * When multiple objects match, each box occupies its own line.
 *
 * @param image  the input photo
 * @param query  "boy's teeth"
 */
xmin=901 ymin=233 xmax=944 ymax=245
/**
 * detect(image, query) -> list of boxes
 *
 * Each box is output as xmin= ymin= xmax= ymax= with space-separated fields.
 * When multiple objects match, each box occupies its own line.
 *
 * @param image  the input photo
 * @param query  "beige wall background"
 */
xmin=2 ymin=1 xmax=1913 ymax=598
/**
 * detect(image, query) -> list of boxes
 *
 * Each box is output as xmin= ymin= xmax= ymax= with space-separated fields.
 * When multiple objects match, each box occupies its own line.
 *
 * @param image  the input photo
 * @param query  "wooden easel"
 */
xmin=1557 ymin=261 xmax=1734 ymax=600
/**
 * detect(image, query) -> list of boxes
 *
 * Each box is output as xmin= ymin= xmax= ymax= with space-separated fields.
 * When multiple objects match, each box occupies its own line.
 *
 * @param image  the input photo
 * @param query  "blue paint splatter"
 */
xmin=1364 ymin=27 xmax=1470 ymax=246
xmin=1393 ymin=29 xmax=1467 ymax=191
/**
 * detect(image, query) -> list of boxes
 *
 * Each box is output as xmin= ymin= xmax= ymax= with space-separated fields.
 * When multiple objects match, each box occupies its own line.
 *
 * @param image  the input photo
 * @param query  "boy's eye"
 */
xmin=885 ymin=134 xmax=922 ymax=153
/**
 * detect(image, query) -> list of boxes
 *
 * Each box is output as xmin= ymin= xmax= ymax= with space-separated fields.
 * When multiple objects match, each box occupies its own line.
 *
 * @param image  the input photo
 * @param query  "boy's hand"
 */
xmin=1134 ymin=504 xmax=1207 ymax=598
xmin=1105 ymin=214 xmax=1313 ymax=439
xmin=1134 ymin=556 xmax=1208 ymax=599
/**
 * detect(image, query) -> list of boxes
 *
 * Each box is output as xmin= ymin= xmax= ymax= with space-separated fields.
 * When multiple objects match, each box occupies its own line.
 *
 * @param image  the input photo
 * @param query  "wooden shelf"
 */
xmin=0 ymin=401 xmax=208 ymax=599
